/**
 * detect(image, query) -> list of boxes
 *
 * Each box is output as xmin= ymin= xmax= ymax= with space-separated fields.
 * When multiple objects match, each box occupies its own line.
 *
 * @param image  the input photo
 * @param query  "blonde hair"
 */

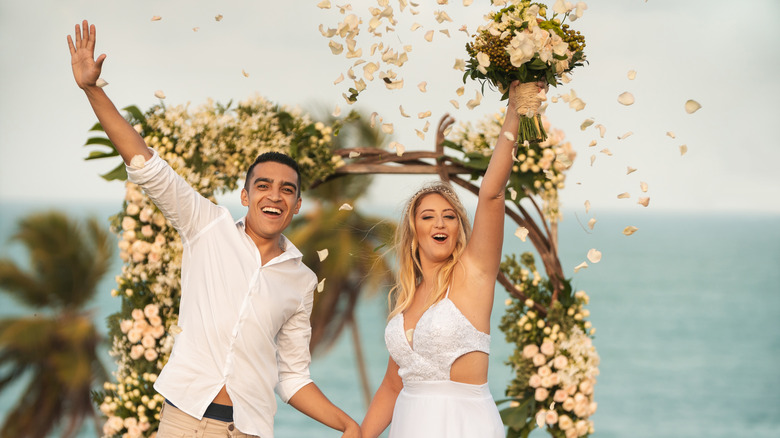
xmin=388 ymin=181 xmax=472 ymax=320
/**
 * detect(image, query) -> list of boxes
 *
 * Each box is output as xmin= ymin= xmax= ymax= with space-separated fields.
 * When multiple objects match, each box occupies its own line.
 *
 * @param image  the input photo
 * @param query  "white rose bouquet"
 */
xmin=464 ymin=0 xmax=587 ymax=143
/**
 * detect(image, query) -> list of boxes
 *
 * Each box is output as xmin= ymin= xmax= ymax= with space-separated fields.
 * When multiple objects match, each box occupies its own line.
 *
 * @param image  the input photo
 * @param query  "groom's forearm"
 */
xmin=82 ymin=86 xmax=152 ymax=165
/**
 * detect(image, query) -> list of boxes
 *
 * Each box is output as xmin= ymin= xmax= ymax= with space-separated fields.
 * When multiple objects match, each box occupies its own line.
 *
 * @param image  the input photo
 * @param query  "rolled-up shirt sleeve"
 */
xmin=126 ymin=149 xmax=225 ymax=241
xmin=274 ymin=283 xmax=316 ymax=402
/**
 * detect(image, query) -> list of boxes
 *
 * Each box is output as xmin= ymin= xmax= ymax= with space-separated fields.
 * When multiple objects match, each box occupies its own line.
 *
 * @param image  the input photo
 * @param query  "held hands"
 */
xmin=341 ymin=420 xmax=362 ymax=438
xmin=67 ymin=20 xmax=106 ymax=90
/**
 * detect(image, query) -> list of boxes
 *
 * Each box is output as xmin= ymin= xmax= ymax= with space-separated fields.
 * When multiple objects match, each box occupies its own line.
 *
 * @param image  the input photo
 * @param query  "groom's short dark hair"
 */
xmin=244 ymin=152 xmax=301 ymax=196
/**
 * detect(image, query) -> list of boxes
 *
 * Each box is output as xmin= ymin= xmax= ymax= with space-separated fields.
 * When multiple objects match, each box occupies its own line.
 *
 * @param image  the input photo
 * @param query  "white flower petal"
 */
xmin=618 ymin=131 xmax=633 ymax=140
xmin=600 ymin=148 xmax=612 ymax=156
xmin=242 ymin=69 xmax=249 ymax=77
xmin=381 ymin=123 xmax=394 ymax=134
xmin=463 ymin=0 xmax=473 ymax=5
xmin=596 ymin=124 xmax=606 ymax=138
xmin=640 ymin=181 xmax=648 ymax=192
xmin=193 ymin=27 xmax=200 ymax=32
xmin=416 ymin=129 xmax=425 ymax=140
xmin=455 ymin=86 xmax=465 ymax=96
xmin=151 ymin=16 xmax=162 ymax=21
xmin=439 ymin=29 xmax=450 ymax=37
xmin=333 ymin=73 xmax=344 ymax=85
xmin=627 ymin=69 xmax=637 ymax=80
xmin=618 ymin=92 xmax=635 ymax=106
xmin=385 ymin=79 xmax=404 ymax=90
xmin=399 ymin=105 xmax=410 ymax=117
xmin=466 ymin=90 xmax=482 ymax=109
xmin=363 ymin=62 xmax=379 ymax=80
xmin=317 ymin=278 xmax=326 ymax=293
xmin=666 ymin=131 xmax=676 ymax=139
xmin=369 ymin=112 xmax=378 ymax=128
xmin=329 ymin=41 xmax=344 ymax=55
xmin=154 ymin=90 xmax=166 ymax=99
xmin=215 ymin=14 xmax=224 ymax=21
xmin=623 ymin=226 xmax=638 ymax=236
xmin=96 ymin=78 xmax=108 ymax=88
xmin=626 ymin=166 xmax=637 ymax=175
xmin=417 ymin=111 xmax=431 ymax=119
xmin=514 ymin=227 xmax=529 ymax=242
xmin=584 ymin=200 xmax=591 ymax=213
xmin=449 ymin=99 xmax=460 ymax=109
xmin=411 ymin=22 xmax=422 ymax=31
xmin=317 ymin=0 xmax=331 ymax=8
xmin=587 ymin=218 xmax=596 ymax=230
xmin=453 ymin=59 xmax=465 ymax=71
xmin=679 ymin=144 xmax=688 ymax=156
xmin=418 ymin=81 xmax=427 ymax=92
xmin=503 ymin=131 xmax=515 ymax=141
xmin=349 ymin=151 xmax=360 ymax=158
xmin=339 ymin=203 xmax=353 ymax=211
xmin=317 ymin=249 xmax=329 ymax=261
xmin=424 ymin=30 xmax=434 ymax=42
xmin=685 ymin=99 xmax=701 ymax=114
xmin=574 ymin=261 xmax=588 ymax=273
xmin=423 ymin=121 xmax=431 ymax=132
xmin=508 ymin=187 xmax=517 ymax=201
xmin=389 ymin=141 xmax=405 ymax=156
xmin=587 ymin=248 xmax=602 ymax=263
xmin=588 ymin=140 xmax=597 ymax=147
xmin=617 ymin=192 xmax=630 ymax=199
xmin=589 ymin=155 xmax=596 ymax=166
xmin=129 ymin=155 xmax=146 ymax=170
xmin=637 ymin=197 xmax=650 ymax=207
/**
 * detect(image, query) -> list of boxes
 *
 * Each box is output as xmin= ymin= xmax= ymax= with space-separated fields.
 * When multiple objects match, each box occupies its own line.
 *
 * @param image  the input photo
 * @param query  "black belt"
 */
xmin=166 ymin=399 xmax=233 ymax=423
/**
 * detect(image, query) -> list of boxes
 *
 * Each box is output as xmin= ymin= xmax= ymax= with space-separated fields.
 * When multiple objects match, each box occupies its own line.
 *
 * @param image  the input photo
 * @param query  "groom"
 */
xmin=68 ymin=20 xmax=360 ymax=438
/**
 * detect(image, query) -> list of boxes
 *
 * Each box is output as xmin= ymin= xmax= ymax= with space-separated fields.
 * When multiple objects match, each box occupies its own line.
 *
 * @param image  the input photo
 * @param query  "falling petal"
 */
xmin=334 ymin=73 xmax=344 ymax=85
xmin=390 ymin=141 xmax=405 ymax=156
xmin=587 ymin=248 xmax=602 ymax=263
xmin=369 ymin=112 xmax=378 ymax=128
xmin=536 ymin=411 xmax=547 ymax=429
xmin=508 ymin=187 xmax=517 ymax=201
xmin=626 ymin=166 xmax=637 ymax=175
xmin=637 ymin=197 xmax=650 ymax=207
xmin=96 ymin=78 xmax=108 ymax=88
xmin=423 ymin=121 xmax=431 ymax=132
xmin=424 ymin=30 xmax=434 ymax=42
xmin=596 ymin=124 xmax=606 ymax=138
xmin=617 ymin=192 xmax=630 ymax=199
xmin=411 ymin=22 xmax=422 ymax=31
xmin=385 ymin=79 xmax=404 ymax=90
xmin=574 ymin=261 xmax=588 ymax=273
xmin=453 ymin=59 xmax=465 ymax=71
xmin=590 ymin=155 xmax=596 ymax=166
xmin=439 ymin=29 xmax=450 ymax=37
xmin=317 ymin=249 xmax=329 ymax=261
xmin=169 ymin=325 xmax=182 ymax=336
xmin=503 ymin=131 xmax=515 ymax=141
xmin=449 ymin=99 xmax=460 ymax=109
xmin=569 ymin=98 xmax=586 ymax=111
xmin=418 ymin=81 xmax=427 ymax=92
xmin=585 ymin=200 xmax=591 ymax=213
xmin=679 ymin=145 xmax=688 ymax=155
xmin=332 ymin=105 xmax=341 ymax=117
xmin=215 ymin=14 xmax=224 ymax=21
xmin=588 ymin=140 xmax=597 ymax=147
xmin=463 ymin=0 xmax=473 ymax=5
xmin=329 ymin=41 xmax=344 ymax=55
xmin=363 ymin=62 xmax=379 ymax=80
xmin=618 ymin=92 xmax=635 ymax=106
xmin=623 ymin=226 xmax=638 ymax=236
xmin=618 ymin=131 xmax=633 ymax=140
xmin=151 ymin=16 xmax=162 ymax=21
xmin=640 ymin=181 xmax=648 ymax=192
xmin=381 ymin=123 xmax=394 ymax=134
xmin=587 ymin=218 xmax=596 ymax=230
xmin=399 ymin=106 xmax=410 ymax=118
xmin=349 ymin=151 xmax=360 ymax=158
xmin=580 ymin=118 xmax=594 ymax=130
xmin=627 ymin=69 xmax=637 ymax=80
xmin=418 ymin=111 xmax=431 ymax=119
xmin=685 ymin=99 xmax=701 ymax=114
xmin=456 ymin=86 xmax=465 ymax=96
xmin=317 ymin=278 xmax=326 ymax=293
xmin=466 ymin=90 xmax=482 ymax=109
xmin=514 ymin=227 xmax=529 ymax=242
xmin=339 ymin=203 xmax=353 ymax=211
xmin=666 ymin=131 xmax=676 ymax=139
xmin=193 ymin=27 xmax=200 ymax=32
xmin=154 ymin=90 xmax=166 ymax=99
xmin=416 ymin=129 xmax=425 ymax=140
xmin=600 ymin=148 xmax=612 ymax=156
xmin=434 ymin=10 xmax=453 ymax=23
xmin=242 ymin=69 xmax=249 ymax=77
xmin=317 ymin=0 xmax=331 ymax=8
xmin=560 ymin=73 xmax=571 ymax=84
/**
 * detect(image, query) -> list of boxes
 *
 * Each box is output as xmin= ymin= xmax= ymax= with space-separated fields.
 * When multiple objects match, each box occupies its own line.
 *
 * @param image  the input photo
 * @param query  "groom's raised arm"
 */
xmin=68 ymin=20 xmax=152 ymax=165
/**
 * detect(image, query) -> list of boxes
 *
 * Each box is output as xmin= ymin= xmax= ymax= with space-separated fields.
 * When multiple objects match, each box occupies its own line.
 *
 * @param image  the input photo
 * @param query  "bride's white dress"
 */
xmin=384 ymin=290 xmax=504 ymax=437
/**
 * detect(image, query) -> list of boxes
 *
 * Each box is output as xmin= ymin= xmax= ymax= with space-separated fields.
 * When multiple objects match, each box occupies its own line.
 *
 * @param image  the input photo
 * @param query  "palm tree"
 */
xmin=290 ymin=109 xmax=396 ymax=406
xmin=0 ymin=211 xmax=113 ymax=437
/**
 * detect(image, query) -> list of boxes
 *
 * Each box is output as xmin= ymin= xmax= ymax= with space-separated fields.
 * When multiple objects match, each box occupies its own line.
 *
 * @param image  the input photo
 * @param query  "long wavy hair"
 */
xmin=388 ymin=181 xmax=472 ymax=320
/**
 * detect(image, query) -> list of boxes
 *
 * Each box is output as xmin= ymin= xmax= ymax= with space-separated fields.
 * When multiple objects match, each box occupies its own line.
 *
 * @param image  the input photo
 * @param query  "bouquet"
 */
xmin=464 ymin=0 xmax=587 ymax=144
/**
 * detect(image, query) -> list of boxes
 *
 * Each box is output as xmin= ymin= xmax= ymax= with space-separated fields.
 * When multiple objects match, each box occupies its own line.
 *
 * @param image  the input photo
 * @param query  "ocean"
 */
xmin=1 ymin=200 xmax=778 ymax=437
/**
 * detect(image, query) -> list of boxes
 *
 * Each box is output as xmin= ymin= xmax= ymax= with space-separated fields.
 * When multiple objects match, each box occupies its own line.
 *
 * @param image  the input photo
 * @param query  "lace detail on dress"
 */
xmin=385 ymin=297 xmax=490 ymax=383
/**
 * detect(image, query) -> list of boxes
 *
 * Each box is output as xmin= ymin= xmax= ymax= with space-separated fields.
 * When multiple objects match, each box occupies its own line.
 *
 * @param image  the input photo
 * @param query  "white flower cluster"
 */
xmin=100 ymin=372 xmax=164 ymax=438
xmin=448 ymin=110 xmax=576 ymax=222
xmin=120 ymin=304 xmax=167 ymax=363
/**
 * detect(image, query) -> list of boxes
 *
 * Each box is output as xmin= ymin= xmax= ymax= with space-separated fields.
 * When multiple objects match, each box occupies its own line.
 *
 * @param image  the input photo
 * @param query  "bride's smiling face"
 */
xmin=413 ymin=193 xmax=460 ymax=264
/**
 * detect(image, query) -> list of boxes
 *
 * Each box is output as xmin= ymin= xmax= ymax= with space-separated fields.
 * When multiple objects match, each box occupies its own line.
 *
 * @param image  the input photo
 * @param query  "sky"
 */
xmin=1 ymin=0 xmax=779 ymax=215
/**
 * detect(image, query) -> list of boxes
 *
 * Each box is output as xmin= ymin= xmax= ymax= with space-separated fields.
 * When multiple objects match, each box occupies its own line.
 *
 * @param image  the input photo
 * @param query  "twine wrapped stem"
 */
xmin=512 ymin=81 xmax=547 ymax=144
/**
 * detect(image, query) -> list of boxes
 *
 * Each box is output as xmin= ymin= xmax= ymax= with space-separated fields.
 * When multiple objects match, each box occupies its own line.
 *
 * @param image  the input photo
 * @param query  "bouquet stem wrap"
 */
xmin=513 ymin=81 xmax=547 ymax=144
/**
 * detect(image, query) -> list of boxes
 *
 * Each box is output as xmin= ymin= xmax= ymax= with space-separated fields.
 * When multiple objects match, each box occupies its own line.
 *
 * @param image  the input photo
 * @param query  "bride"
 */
xmin=361 ymin=80 xmax=530 ymax=437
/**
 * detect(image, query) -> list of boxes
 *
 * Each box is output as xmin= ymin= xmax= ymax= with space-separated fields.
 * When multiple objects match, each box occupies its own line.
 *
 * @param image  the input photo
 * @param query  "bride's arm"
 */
xmin=361 ymin=357 xmax=403 ymax=438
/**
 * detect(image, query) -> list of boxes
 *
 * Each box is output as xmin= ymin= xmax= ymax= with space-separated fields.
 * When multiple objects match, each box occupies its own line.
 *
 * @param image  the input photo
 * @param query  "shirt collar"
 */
xmin=235 ymin=217 xmax=303 ymax=264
